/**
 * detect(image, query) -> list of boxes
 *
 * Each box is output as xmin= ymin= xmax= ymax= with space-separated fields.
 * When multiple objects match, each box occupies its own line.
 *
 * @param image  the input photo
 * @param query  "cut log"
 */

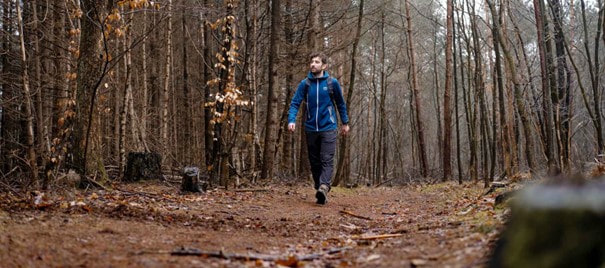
xmin=123 ymin=152 xmax=163 ymax=181
xmin=490 ymin=180 xmax=605 ymax=267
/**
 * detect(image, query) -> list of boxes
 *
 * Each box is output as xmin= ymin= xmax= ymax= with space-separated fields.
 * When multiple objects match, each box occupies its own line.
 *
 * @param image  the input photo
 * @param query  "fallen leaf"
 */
xmin=411 ymin=259 xmax=428 ymax=266
xmin=275 ymin=255 xmax=300 ymax=267
xmin=81 ymin=205 xmax=92 ymax=213
xmin=365 ymin=254 xmax=380 ymax=262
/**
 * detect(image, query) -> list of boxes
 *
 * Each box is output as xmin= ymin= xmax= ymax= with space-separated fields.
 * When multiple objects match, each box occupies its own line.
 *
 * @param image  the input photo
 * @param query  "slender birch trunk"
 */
xmin=17 ymin=1 xmax=40 ymax=187
xmin=161 ymin=0 xmax=173 ymax=157
xmin=141 ymin=6 xmax=149 ymax=151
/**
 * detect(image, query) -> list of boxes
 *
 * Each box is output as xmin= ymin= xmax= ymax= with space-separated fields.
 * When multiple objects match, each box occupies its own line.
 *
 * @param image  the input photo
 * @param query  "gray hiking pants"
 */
xmin=306 ymin=130 xmax=337 ymax=190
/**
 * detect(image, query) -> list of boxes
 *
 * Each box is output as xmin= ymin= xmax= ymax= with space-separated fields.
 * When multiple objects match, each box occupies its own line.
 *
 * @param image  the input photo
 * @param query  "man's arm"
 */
xmin=333 ymin=79 xmax=349 ymax=125
xmin=333 ymin=79 xmax=350 ymax=135
xmin=288 ymin=81 xmax=306 ymax=132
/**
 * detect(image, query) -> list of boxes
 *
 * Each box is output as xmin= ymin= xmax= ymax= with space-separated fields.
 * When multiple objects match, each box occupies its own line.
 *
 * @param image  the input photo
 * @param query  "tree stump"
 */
xmin=490 ymin=180 xmax=605 ymax=268
xmin=123 ymin=152 xmax=163 ymax=181
xmin=181 ymin=166 xmax=202 ymax=193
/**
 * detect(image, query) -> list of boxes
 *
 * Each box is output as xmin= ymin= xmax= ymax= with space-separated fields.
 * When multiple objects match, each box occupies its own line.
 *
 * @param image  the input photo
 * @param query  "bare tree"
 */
xmin=161 ymin=0 xmax=173 ymax=159
xmin=533 ymin=0 xmax=557 ymax=174
xmin=334 ymin=0 xmax=364 ymax=185
xmin=580 ymin=0 xmax=604 ymax=158
xmin=442 ymin=0 xmax=454 ymax=181
xmin=16 ymin=0 xmax=39 ymax=186
xmin=486 ymin=0 xmax=512 ymax=179
xmin=72 ymin=0 xmax=112 ymax=184
xmin=548 ymin=0 xmax=572 ymax=171
xmin=260 ymin=0 xmax=281 ymax=180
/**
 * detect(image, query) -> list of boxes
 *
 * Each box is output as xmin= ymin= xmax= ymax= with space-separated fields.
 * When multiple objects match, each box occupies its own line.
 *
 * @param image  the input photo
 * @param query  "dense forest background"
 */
xmin=1 ymin=0 xmax=604 ymax=190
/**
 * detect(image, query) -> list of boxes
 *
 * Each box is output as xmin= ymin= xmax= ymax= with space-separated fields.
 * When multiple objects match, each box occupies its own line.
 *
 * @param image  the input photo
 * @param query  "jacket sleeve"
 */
xmin=333 ymin=79 xmax=349 ymax=125
xmin=288 ymin=81 xmax=306 ymax=124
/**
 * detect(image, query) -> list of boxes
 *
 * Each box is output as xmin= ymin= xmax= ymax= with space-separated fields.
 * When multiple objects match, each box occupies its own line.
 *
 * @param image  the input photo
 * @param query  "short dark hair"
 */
xmin=309 ymin=52 xmax=328 ymax=64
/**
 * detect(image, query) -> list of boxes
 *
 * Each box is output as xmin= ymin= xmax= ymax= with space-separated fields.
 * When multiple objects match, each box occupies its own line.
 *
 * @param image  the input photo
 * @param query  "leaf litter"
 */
xmin=0 ymin=181 xmax=506 ymax=267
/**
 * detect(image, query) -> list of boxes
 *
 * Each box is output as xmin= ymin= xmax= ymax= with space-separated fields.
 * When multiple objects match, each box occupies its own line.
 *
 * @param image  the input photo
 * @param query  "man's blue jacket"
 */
xmin=288 ymin=71 xmax=349 ymax=132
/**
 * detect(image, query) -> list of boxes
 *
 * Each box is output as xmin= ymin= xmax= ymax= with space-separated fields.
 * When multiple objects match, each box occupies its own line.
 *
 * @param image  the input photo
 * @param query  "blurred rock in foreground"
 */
xmin=490 ymin=178 xmax=605 ymax=268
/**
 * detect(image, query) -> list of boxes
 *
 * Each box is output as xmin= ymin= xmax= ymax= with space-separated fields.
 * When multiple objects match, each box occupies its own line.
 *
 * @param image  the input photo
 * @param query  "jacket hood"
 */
xmin=307 ymin=71 xmax=330 ymax=80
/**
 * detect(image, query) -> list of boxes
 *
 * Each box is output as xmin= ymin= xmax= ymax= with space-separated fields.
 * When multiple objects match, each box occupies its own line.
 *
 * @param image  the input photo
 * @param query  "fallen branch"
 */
xmin=163 ymin=246 xmax=349 ymax=261
xmin=83 ymin=176 xmax=109 ymax=191
xmin=339 ymin=210 xmax=372 ymax=220
xmin=0 ymin=175 xmax=21 ymax=197
xmin=235 ymin=188 xmax=271 ymax=193
xmin=375 ymin=177 xmax=396 ymax=187
xmin=351 ymin=233 xmax=403 ymax=240
xmin=116 ymin=189 xmax=174 ymax=202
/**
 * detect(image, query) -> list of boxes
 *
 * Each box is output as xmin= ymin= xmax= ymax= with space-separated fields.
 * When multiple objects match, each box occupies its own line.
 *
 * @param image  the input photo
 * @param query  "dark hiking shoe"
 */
xmin=316 ymin=184 xmax=329 ymax=205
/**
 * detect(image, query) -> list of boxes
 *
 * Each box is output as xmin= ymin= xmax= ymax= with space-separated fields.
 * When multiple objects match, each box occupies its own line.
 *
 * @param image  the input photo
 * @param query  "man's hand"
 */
xmin=288 ymin=123 xmax=296 ymax=132
xmin=340 ymin=124 xmax=350 ymax=136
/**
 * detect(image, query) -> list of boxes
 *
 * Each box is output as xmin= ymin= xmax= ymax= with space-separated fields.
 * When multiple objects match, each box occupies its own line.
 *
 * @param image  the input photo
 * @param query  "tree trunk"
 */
xmin=72 ymin=0 xmax=111 ymax=183
xmin=278 ymin=0 xmax=295 ymax=175
xmin=141 ymin=7 xmax=149 ymax=152
xmin=453 ymin=0 xmax=462 ymax=183
xmin=442 ymin=0 xmax=454 ymax=182
xmin=510 ymin=1 xmax=537 ymax=172
xmin=533 ymin=0 xmax=557 ymax=174
xmin=486 ymin=0 xmax=512 ymax=179
xmin=488 ymin=43 xmax=497 ymax=181
xmin=113 ymin=38 xmax=121 ymax=165
xmin=334 ymin=0 xmax=364 ymax=185
xmin=469 ymin=0 xmax=489 ymax=183
xmin=119 ymin=8 xmax=130 ymax=177
xmin=402 ymin=0 xmax=428 ymax=178
xmin=432 ymin=34 xmax=443 ymax=176
xmin=548 ymin=0 xmax=572 ymax=171
xmin=602 ymin=6 xmax=605 ymax=47
xmin=161 ymin=0 xmax=173 ymax=159
xmin=458 ymin=1 xmax=478 ymax=182
xmin=182 ymin=8 xmax=191 ymax=164
xmin=30 ymin=0 xmax=47 ymax=169
xmin=200 ymin=4 xmax=213 ymax=168
xmin=119 ymin=39 xmax=128 ymax=178
xmin=260 ymin=0 xmax=281 ymax=180
xmin=45 ymin=2 xmax=67 ymax=188
xmin=371 ymin=36 xmax=379 ymax=184
xmin=580 ymin=0 xmax=604 ymax=158
xmin=378 ymin=8 xmax=387 ymax=183
xmin=0 ymin=0 xmax=9 ymax=173
xmin=16 ymin=1 xmax=39 ymax=187
xmin=249 ymin=0 xmax=259 ymax=180
xmin=298 ymin=2 xmax=319 ymax=182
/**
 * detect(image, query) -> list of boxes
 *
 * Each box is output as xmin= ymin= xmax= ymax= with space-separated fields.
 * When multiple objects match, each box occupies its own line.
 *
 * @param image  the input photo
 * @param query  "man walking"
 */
xmin=288 ymin=52 xmax=350 ymax=205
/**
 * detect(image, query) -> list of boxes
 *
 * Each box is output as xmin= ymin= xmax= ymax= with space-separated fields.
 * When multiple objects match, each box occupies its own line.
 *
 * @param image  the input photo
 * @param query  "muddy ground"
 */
xmin=0 ymin=181 xmax=506 ymax=267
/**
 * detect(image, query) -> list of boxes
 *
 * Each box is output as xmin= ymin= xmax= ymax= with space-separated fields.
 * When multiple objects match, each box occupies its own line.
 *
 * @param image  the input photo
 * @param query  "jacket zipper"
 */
xmin=316 ymin=79 xmax=319 ymax=131
xmin=306 ymin=89 xmax=310 ymax=119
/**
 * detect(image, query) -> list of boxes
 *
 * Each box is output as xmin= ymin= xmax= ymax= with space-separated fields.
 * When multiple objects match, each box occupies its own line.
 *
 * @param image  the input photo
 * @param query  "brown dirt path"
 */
xmin=0 ymin=181 xmax=504 ymax=267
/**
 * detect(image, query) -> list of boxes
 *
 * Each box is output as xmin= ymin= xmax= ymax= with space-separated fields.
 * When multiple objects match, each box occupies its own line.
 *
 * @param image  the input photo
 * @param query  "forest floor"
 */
xmin=0 ymin=180 xmax=508 ymax=267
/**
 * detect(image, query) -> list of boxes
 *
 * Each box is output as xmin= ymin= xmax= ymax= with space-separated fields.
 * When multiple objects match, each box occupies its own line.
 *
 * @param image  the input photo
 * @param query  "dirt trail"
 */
xmin=0 ymin=181 xmax=504 ymax=267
